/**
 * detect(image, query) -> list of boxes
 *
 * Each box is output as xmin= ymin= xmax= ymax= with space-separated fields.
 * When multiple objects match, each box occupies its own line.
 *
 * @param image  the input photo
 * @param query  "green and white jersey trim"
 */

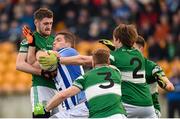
xmin=85 ymin=83 xmax=121 ymax=101
xmin=152 ymin=66 xmax=165 ymax=76
xmin=149 ymin=82 xmax=158 ymax=94
xmin=121 ymin=71 xmax=146 ymax=83
xmin=110 ymin=55 xmax=115 ymax=61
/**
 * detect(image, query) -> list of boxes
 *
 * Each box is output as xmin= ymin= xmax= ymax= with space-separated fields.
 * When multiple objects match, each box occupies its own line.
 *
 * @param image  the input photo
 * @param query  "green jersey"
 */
xmin=145 ymin=58 xmax=165 ymax=111
xmin=19 ymin=32 xmax=56 ymax=89
xmin=73 ymin=66 xmax=126 ymax=118
xmin=110 ymin=46 xmax=153 ymax=106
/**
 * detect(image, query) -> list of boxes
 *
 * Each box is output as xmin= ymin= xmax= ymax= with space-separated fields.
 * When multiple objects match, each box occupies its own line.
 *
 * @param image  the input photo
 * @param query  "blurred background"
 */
xmin=0 ymin=0 xmax=179 ymax=118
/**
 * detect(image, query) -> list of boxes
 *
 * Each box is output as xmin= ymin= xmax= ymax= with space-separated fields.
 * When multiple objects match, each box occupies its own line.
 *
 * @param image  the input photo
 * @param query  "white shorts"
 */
xmin=50 ymin=102 xmax=89 ymax=118
xmin=123 ymin=103 xmax=156 ymax=118
xmin=30 ymin=86 xmax=63 ymax=115
xmin=105 ymin=114 xmax=127 ymax=119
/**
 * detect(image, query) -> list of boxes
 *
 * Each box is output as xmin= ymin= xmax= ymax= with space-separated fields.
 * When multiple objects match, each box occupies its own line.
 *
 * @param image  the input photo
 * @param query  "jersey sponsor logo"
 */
xmin=85 ymin=83 xmax=121 ymax=101
xmin=121 ymin=71 xmax=146 ymax=83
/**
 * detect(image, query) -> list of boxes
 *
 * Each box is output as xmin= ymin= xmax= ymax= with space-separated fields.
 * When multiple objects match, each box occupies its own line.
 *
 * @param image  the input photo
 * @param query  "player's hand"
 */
xmin=22 ymin=25 xmax=35 ymax=46
xmin=38 ymin=51 xmax=59 ymax=67
xmin=155 ymin=109 xmax=161 ymax=118
xmin=41 ymin=69 xmax=57 ymax=79
xmin=98 ymin=39 xmax=115 ymax=51
xmin=33 ymin=103 xmax=50 ymax=118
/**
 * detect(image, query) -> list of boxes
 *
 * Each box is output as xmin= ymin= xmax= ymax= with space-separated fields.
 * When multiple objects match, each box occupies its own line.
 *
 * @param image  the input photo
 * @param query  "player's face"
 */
xmin=53 ymin=34 xmax=69 ymax=51
xmin=35 ymin=18 xmax=53 ymax=36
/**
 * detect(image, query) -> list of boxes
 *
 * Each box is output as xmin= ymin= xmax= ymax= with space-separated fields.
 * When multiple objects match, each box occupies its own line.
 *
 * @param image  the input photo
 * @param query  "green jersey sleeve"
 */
xmin=145 ymin=58 xmax=165 ymax=84
xmin=19 ymin=39 xmax=29 ymax=53
xmin=110 ymin=51 xmax=115 ymax=65
xmin=73 ymin=75 xmax=85 ymax=90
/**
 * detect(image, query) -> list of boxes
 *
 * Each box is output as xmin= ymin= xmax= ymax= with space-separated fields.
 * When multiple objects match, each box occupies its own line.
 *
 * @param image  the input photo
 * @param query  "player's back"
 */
xmin=110 ymin=46 xmax=153 ymax=106
xmin=79 ymin=66 xmax=126 ymax=118
xmin=55 ymin=47 xmax=86 ymax=109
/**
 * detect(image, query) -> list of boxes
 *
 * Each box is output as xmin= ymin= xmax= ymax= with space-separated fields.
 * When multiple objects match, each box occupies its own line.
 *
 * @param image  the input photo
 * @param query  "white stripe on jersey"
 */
xmin=55 ymin=65 xmax=75 ymax=109
xmin=121 ymin=71 xmax=146 ymax=83
xmin=85 ymin=83 xmax=121 ymax=101
xmin=149 ymin=82 xmax=158 ymax=94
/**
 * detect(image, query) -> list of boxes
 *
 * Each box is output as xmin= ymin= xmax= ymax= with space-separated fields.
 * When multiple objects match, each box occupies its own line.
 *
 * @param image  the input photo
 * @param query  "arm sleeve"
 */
xmin=73 ymin=75 xmax=85 ymax=90
xmin=110 ymin=51 xmax=115 ymax=65
xmin=19 ymin=39 xmax=29 ymax=53
xmin=152 ymin=65 xmax=165 ymax=77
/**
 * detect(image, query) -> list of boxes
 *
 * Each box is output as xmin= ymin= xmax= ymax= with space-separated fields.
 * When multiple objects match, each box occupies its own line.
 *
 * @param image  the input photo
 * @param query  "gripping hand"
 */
xmin=22 ymin=25 xmax=35 ymax=46
xmin=99 ymin=39 xmax=115 ymax=51
xmin=38 ymin=51 xmax=59 ymax=67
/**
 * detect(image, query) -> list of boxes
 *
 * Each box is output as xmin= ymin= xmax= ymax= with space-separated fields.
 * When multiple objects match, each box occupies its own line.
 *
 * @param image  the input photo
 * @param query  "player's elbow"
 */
xmin=16 ymin=60 xmax=25 ymax=71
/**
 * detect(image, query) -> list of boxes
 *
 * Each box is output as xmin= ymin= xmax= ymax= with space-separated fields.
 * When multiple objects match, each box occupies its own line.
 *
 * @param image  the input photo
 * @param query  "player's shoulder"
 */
xmin=59 ymin=47 xmax=78 ymax=57
xmin=145 ymin=58 xmax=157 ymax=67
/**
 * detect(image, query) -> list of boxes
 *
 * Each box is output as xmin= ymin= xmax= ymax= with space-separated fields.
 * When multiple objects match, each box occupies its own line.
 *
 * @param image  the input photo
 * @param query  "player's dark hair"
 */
xmin=113 ymin=24 xmax=138 ymax=47
xmin=56 ymin=30 xmax=76 ymax=48
xmin=92 ymin=49 xmax=110 ymax=65
xmin=34 ymin=8 xmax=53 ymax=20
xmin=136 ymin=36 xmax=145 ymax=48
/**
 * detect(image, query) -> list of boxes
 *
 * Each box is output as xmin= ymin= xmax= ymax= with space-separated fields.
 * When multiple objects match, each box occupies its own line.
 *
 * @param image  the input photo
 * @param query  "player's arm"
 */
xmin=27 ymin=46 xmax=36 ymax=65
xmin=45 ymin=86 xmax=81 ymax=112
xmin=153 ymin=66 xmax=174 ymax=91
xmin=38 ymin=53 xmax=92 ymax=67
xmin=22 ymin=26 xmax=36 ymax=64
xmin=16 ymin=52 xmax=41 ymax=75
xmin=155 ymin=73 xmax=174 ymax=91
xmin=60 ymin=55 xmax=92 ymax=66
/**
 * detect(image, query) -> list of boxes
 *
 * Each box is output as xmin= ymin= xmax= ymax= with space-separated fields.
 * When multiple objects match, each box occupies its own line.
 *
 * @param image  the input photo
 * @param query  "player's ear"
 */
xmin=107 ymin=59 xmax=110 ymax=65
xmin=34 ymin=19 xmax=38 ymax=26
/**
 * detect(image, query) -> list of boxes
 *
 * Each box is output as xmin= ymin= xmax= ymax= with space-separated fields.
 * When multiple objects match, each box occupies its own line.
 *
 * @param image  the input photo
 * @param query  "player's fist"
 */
xmin=22 ymin=25 xmax=35 ymax=46
xmin=99 ymin=39 xmax=115 ymax=51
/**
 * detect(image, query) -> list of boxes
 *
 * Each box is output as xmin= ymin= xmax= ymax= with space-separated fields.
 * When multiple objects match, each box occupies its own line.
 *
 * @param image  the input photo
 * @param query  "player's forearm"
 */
xmin=32 ymin=61 xmax=41 ymax=69
xmin=59 ymin=55 xmax=92 ymax=66
xmin=163 ymin=77 xmax=174 ymax=91
xmin=16 ymin=53 xmax=41 ymax=75
xmin=157 ymin=76 xmax=175 ymax=91
xmin=46 ymin=86 xmax=80 ymax=112
xmin=45 ymin=93 xmax=65 ymax=112
xmin=27 ymin=46 xmax=36 ymax=64
xmin=16 ymin=61 xmax=41 ymax=75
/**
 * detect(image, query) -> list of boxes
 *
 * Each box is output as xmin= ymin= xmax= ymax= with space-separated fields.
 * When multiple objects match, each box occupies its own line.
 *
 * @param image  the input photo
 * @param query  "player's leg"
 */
xmin=123 ymin=103 xmax=156 ymax=118
xmin=31 ymin=86 xmax=63 ymax=118
xmin=69 ymin=102 xmax=89 ymax=118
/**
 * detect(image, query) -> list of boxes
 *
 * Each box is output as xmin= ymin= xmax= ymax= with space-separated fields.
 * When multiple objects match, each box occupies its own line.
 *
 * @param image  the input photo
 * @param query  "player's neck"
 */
xmin=94 ymin=64 xmax=108 ymax=68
